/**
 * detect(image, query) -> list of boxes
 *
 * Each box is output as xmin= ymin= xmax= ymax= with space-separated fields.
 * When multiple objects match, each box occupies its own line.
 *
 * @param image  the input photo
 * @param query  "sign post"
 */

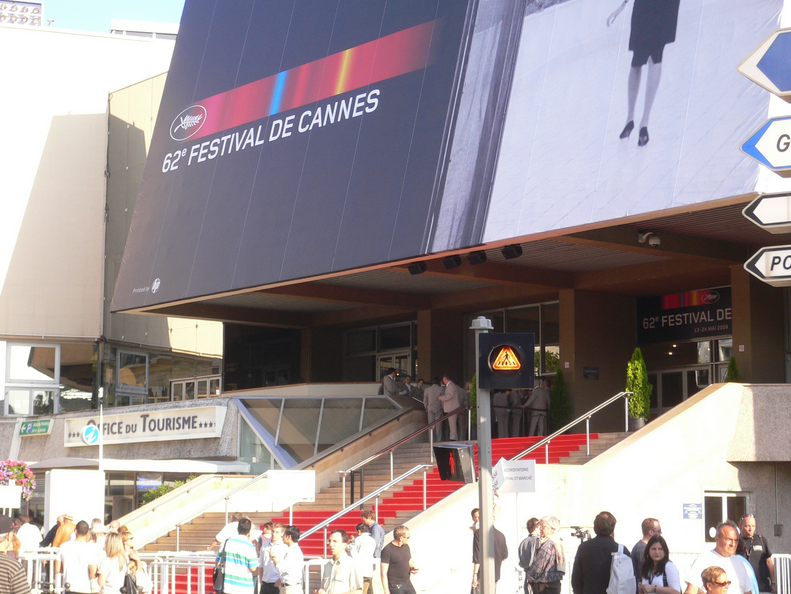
xmin=471 ymin=316 xmax=495 ymax=594
xmin=474 ymin=325 xmax=535 ymax=593
xmin=738 ymin=28 xmax=791 ymax=101
xmin=741 ymin=117 xmax=791 ymax=177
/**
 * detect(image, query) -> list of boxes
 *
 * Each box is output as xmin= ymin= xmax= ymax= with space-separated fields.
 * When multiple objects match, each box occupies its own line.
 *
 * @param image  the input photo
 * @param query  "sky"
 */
xmin=42 ymin=0 xmax=186 ymax=32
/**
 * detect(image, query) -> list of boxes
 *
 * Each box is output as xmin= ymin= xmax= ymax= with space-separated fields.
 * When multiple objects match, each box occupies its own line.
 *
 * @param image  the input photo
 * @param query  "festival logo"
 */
xmin=170 ymin=105 xmax=207 ymax=141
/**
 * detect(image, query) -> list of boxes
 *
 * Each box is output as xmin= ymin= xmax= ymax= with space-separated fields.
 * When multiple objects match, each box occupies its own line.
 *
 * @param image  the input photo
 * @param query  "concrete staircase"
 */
xmin=141 ymin=432 xmax=631 ymax=556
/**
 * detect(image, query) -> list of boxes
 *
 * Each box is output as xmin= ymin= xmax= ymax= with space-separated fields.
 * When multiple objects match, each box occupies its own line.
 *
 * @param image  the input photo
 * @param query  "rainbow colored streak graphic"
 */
xmin=187 ymin=19 xmax=439 ymax=141
xmin=659 ymin=289 xmax=715 ymax=310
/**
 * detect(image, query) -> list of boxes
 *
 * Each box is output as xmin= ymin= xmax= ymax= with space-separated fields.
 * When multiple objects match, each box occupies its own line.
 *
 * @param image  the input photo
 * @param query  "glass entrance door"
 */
xmin=378 ymin=353 xmax=410 ymax=380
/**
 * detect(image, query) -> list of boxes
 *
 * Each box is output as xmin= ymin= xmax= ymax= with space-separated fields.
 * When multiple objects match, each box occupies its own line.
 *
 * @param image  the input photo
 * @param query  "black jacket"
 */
xmin=571 ymin=535 xmax=630 ymax=594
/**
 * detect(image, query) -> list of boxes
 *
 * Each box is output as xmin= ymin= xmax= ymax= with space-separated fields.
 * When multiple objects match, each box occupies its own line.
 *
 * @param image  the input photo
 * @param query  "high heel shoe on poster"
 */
xmin=638 ymin=127 xmax=649 ymax=147
xmin=619 ymin=121 xmax=634 ymax=139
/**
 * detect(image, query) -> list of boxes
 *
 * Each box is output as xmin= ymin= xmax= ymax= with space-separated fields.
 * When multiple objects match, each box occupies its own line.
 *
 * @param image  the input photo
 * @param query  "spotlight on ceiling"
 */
xmin=501 ymin=244 xmax=523 ymax=260
xmin=466 ymin=251 xmax=487 ymax=265
xmin=408 ymin=262 xmax=427 ymax=275
xmin=442 ymin=255 xmax=462 ymax=269
xmin=637 ymin=230 xmax=661 ymax=247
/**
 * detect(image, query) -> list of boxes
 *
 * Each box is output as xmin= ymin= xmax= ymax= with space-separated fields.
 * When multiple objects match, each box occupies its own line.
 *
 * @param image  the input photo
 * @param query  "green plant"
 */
xmin=550 ymin=369 xmax=571 ymax=429
xmin=724 ymin=357 xmax=742 ymax=382
xmin=625 ymin=347 xmax=652 ymax=420
xmin=139 ymin=475 xmax=196 ymax=507
xmin=0 ymin=460 xmax=36 ymax=501
xmin=534 ymin=350 xmax=560 ymax=374
xmin=469 ymin=373 xmax=477 ymax=411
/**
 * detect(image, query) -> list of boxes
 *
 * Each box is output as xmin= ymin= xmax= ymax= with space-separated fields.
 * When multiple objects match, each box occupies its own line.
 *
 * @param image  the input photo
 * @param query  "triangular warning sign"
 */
xmin=492 ymin=346 xmax=521 ymax=370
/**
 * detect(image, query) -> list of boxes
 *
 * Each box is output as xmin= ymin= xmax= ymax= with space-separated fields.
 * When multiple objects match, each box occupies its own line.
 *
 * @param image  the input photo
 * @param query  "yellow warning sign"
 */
xmin=492 ymin=346 xmax=521 ymax=371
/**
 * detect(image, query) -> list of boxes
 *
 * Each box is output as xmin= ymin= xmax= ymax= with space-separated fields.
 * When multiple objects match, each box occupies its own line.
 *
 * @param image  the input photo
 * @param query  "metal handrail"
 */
xmin=135 ymin=471 xmax=272 ymax=550
xmin=512 ymin=391 xmax=632 ymax=463
xmin=336 ymin=404 xmax=471 ymax=506
xmin=302 ymin=463 xmax=434 ymax=558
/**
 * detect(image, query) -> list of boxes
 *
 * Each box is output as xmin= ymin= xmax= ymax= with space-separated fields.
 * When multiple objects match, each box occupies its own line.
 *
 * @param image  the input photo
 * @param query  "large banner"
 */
xmin=113 ymin=0 xmax=781 ymax=311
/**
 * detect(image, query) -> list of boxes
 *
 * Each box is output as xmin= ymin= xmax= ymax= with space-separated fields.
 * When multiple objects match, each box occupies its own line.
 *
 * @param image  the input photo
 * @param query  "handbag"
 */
xmin=122 ymin=573 xmax=139 ymax=594
xmin=213 ymin=541 xmax=227 ymax=592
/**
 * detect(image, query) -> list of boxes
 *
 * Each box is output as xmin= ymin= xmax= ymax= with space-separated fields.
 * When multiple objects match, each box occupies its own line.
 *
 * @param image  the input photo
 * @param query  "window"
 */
xmin=704 ymin=492 xmax=749 ymax=542
xmin=4 ymin=343 xmax=61 ymax=416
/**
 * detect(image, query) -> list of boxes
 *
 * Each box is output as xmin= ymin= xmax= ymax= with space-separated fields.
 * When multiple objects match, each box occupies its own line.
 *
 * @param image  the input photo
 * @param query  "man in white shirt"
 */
xmin=318 ymin=530 xmax=363 ymax=594
xmin=258 ymin=523 xmax=288 ymax=594
xmin=15 ymin=516 xmax=41 ymax=552
xmin=351 ymin=523 xmax=376 ymax=594
xmin=685 ymin=521 xmax=753 ymax=594
xmin=209 ymin=513 xmax=262 ymax=551
xmin=55 ymin=521 xmax=99 ymax=594
xmin=272 ymin=526 xmax=304 ymax=594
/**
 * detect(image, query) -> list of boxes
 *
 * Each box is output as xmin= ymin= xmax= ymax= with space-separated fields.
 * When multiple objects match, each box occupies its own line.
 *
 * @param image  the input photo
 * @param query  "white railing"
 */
xmin=512 ymin=391 xmax=632 ymax=463
xmin=303 ymin=463 xmax=434 ymax=557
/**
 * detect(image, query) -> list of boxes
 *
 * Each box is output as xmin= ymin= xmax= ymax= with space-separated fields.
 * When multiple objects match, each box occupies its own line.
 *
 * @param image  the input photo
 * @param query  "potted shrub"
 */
xmin=550 ymin=369 xmax=571 ymax=432
xmin=724 ymin=357 xmax=741 ymax=382
xmin=625 ymin=347 xmax=652 ymax=430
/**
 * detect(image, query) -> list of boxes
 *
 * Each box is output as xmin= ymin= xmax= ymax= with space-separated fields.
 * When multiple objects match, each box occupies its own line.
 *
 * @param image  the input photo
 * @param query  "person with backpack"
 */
xmin=571 ymin=511 xmax=632 ymax=594
xmin=638 ymin=535 xmax=681 ymax=594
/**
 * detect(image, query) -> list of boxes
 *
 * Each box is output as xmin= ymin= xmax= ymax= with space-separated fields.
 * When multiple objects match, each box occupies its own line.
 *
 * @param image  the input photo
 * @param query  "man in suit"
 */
xmin=439 ymin=374 xmax=461 ymax=441
xmin=382 ymin=368 xmax=399 ymax=399
xmin=423 ymin=378 xmax=445 ymax=441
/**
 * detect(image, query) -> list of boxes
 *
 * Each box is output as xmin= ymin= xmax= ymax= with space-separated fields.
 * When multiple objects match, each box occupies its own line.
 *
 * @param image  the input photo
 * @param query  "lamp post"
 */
xmin=470 ymin=315 xmax=495 ymax=594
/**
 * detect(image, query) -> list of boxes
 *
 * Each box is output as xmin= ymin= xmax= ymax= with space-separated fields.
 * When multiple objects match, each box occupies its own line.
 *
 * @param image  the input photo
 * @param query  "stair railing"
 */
xmin=336 ymin=404 xmax=471 ymax=507
xmin=302 ymin=463 xmax=434 ymax=558
xmin=511 ymin=391 xmax=632 ymax=463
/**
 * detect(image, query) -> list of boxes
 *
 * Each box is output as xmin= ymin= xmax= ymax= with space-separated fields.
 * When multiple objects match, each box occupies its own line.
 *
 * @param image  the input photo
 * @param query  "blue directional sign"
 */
xmin=741 ymin=117 xmax=791 ymax=177
xmin=739 ymin=28 xmax=791 ymax=100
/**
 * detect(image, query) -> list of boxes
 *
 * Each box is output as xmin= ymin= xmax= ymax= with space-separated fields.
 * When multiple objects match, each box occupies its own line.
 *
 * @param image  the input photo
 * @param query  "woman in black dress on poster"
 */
xmin=607 ymin=0 xmax=680 ymax=147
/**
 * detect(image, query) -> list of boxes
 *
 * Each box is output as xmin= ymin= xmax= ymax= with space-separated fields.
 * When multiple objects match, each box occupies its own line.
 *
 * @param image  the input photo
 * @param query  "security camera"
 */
xmin=648 ymin=235 xmax=661 ymax=247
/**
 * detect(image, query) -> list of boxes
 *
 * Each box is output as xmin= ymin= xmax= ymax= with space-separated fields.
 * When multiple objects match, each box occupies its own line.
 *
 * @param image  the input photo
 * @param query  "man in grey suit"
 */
xmin=439 ymin=374 xmax=461 ymax=441
xmin=423 ymin=378 xmax=445 ymax=441
xmin=382 ymin=368 xmax=399 ymax=399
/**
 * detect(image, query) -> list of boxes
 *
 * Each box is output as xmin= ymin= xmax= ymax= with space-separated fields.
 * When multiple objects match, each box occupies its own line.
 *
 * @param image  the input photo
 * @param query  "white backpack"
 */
xmin=606 ymin=544 xmax=636 ymax=594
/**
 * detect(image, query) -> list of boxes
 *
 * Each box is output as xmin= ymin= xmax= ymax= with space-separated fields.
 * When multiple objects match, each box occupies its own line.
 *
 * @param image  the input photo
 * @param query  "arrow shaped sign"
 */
xmin=741 ymin=117 xmax=791 ymax=177
xmin=739 ymin=28 xmax=791 ymax=100
xmin=744 ymin=245 xmax=791 ymax=287
xmin=743 ymin=193 xmax=791 ymax=234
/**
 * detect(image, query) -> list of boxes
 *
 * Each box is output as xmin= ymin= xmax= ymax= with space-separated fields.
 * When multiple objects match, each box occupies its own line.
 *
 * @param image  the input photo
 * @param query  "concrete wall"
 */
xmin=560 ymin=290 xmax=637 ymax=431
xmin=417 ymin=309 xmax=465 ymax=384
xmin=0 ymin=25 xmax=175 ymax=340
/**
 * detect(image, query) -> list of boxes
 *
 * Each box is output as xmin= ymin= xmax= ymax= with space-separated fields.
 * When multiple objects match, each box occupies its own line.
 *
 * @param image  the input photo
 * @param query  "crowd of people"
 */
xmin=209 ymin=509 xmax=417 ymax=594
xmin=509 ymin=511 xmax=776 ymax=594
xmin=0 ymin=513 xmax=151 ymax=594
xmin=380 ymin=369 xmax=553 ymax=441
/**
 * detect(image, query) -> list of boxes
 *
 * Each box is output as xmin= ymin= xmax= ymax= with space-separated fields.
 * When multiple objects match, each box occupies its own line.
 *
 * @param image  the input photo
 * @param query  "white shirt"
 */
xmin=98 ymin=555 xmax=127 ymax=594
xmin=17 ymin=523 xmax=42 ymax=551
xmin=216 ymin=522 xmax=262 ymax=544
xmin=641 ymin=561 xmax=681 ymax=592
xmin=277 ymin=543 xmax=304 ymax=586
xmin=686 ymin=550 xmax=752 ymax=594
xmin=259 ymin=540 xmax=288 ymax=583
xmin=60 ymin=540 xmax=100 ymax=594
xmin=350 ymin=533 xmax=376 ymax=579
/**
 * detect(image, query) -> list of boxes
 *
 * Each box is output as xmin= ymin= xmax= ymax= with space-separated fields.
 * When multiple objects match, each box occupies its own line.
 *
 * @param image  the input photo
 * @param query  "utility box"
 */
xmin=434 ymin=444 xmax=476 ymax=483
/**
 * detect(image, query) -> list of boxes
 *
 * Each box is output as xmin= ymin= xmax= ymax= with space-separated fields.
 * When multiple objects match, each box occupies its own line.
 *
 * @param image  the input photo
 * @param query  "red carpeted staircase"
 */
xmin=270 ymin=433 xmax=600 ymax=556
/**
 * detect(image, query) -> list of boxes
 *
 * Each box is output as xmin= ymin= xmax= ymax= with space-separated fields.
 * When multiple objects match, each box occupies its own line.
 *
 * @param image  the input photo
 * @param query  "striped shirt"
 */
xmin=0 ymin=553 xmax=31 ymax=594
xmin=218 ymin=536 xmax=258 ymax=594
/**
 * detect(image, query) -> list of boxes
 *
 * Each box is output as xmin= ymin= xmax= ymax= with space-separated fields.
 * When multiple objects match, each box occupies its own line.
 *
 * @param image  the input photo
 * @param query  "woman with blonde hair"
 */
xmin=98 ymin=533 xmax=127 ymax=594
xmin=701 ymin=567 xmax=731 ymax=594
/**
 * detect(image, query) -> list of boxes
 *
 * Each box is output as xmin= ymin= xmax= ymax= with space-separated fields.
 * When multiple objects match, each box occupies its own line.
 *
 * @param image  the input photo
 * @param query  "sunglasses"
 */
xmin=710 ymin=582 xmax=731 ymax=587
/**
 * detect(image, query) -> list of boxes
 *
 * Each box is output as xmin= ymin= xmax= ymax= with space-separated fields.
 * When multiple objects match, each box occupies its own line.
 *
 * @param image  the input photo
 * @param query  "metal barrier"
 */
xmin=775 ymin=553 xmax=791 ymax=594
xmin=512 ymin=391 xmax=632 ymax=463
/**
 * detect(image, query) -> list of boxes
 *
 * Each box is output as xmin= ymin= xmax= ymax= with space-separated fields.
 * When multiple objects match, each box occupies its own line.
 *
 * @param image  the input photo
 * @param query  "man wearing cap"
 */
xmin=56 ymin=521 xmax=99 ymax=594
xmin=0 ymin=515 xmax=31 ymax=594
xmin=53 ymin=514 xmax=76 ymax=548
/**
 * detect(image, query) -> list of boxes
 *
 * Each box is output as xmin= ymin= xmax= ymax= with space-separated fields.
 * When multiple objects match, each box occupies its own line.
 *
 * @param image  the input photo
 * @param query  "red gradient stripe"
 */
xmin=659 ymin=289 xmax=711 ymax=310
xmin=188 ymin=19 xmax=439 ymax=141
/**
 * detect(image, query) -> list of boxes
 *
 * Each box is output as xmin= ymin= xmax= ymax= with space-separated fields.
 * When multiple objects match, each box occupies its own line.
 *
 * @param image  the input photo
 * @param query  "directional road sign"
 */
xmin=743 ymin=193 xmax=791 ymax=234
xmin=739 ymin=28 xmax=791 ymax=101
xmin=742 ymin=117 xmax=791 ymax=177
xmin=744 ymin=245 xmax=791 ymax=287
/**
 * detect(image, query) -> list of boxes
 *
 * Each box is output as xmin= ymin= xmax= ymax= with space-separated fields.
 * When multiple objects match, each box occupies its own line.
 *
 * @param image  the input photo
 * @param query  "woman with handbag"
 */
xmin=98 ymin=534 xmax=127 ymax=594
xmin=638 ymin=535 xmax=681 ymax=594
xmin=527 ymin=516 xmax=565 ymax=594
